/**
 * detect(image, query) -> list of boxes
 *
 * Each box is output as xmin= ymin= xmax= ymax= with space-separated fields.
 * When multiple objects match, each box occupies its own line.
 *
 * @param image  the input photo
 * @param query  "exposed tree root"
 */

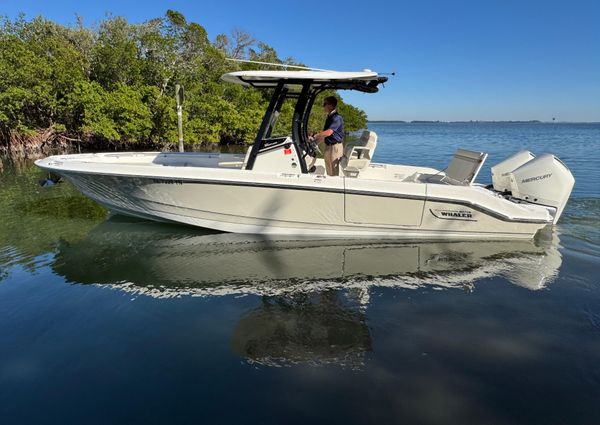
xmin=0 ymin=127 xmax=233 ymax=160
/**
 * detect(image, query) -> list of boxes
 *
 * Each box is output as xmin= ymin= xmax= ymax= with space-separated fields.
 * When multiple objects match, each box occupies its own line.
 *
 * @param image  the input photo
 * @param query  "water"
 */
xmin=1 ymin=123 xmax=599 ymax=425
xmin=370 ymin=122 xmax=599 ymax=198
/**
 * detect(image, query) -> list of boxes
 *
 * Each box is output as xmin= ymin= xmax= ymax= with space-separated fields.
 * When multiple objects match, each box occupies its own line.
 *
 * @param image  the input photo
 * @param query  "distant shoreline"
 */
xmin=368 ymin=120 xmax=600 ymax=124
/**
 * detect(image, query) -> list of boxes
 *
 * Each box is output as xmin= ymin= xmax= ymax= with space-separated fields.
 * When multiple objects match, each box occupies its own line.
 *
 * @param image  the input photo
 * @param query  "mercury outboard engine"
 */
xmin=491 ymin=150 xmax=536 ymax=193
xmin=492 ymin=152 xmax=574 ymax=224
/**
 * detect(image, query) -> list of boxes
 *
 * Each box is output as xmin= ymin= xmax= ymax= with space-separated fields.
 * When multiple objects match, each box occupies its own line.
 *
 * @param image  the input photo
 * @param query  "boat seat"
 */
xmin=341 ymin=130 xmax=378 ymax=177
xmin=406 ymin=149 xmax=487 ymax=185
xmin=442 ymin=149 xmax=487 ymax=185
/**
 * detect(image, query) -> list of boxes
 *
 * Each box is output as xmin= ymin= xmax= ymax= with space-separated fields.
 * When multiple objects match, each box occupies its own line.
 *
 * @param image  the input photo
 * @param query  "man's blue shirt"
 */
xmin=323 ymin=111 xmax=344 ymax=145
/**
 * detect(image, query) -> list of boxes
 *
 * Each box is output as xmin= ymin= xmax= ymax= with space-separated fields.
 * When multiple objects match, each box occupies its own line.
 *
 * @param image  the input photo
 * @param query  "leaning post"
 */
xmin=176 ymin=84 xmax=185 ymax=152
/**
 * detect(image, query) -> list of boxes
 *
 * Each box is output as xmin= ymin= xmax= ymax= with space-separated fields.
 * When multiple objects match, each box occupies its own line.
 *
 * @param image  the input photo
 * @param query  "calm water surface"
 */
xmin=1 ymin=123 xmax=599 ymax=425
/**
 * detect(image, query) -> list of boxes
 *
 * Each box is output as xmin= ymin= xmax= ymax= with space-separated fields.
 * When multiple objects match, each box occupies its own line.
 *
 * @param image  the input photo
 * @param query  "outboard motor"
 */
xmin=492 ymin=152 xmax=575 ymax=224
xmin=491 ymin=150 xmax=535 ymax=193
xmin=508 ymin=154 xmax=574 ymax=223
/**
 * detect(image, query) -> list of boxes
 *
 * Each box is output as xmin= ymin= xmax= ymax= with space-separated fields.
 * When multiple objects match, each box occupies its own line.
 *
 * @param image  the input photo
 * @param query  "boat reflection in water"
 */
xmin=53 ymin=217 xmax=563 ymax=367
xmin=54 ymin=217 xmax=563 ymax=296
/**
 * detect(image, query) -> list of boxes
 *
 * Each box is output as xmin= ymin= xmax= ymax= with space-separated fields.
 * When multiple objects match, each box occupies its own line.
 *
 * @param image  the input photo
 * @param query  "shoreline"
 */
xmin=3 ymin=121 xmax=598 ymax=160
xmin=0 ymin=129 xmax=245 ymax=160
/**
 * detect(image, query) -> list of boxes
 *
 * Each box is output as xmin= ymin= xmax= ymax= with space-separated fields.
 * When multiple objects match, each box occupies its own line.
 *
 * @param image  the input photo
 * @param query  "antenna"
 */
xmin=226 ymin=58 xmax=333 ymax=72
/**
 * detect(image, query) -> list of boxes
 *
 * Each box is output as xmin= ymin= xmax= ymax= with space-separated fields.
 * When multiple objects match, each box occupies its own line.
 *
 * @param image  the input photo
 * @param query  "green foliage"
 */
xmin=0 ymin=12 xmax=368 ymax=145
xmin=65 ymin=80 xmax=119 ymax=139
xmin=306 ymin=91 xmax=368 ymax=134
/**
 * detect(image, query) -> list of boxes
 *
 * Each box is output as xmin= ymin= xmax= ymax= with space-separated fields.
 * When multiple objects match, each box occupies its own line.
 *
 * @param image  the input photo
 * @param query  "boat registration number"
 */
xmin=152 ymin=179 xmax=183 ymax=185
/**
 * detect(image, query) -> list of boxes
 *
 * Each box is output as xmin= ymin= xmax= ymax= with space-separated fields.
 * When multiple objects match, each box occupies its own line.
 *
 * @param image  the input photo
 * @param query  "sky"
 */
xmin=2 ymin=0 xmax=599 ymax=122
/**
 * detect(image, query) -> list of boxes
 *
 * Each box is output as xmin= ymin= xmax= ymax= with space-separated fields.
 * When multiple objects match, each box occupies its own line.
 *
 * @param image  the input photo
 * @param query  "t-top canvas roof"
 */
xmin=221 ymin=70 xmax=386 ymax=92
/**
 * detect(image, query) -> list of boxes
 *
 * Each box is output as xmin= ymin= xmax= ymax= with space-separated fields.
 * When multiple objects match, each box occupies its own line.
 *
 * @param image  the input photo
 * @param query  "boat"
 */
xmin=35 ymin=69 xmax=575 ymax=239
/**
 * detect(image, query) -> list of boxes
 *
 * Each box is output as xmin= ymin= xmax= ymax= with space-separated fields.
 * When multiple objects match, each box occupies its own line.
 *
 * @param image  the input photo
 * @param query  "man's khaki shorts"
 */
xmin=324 ymin=143 xmax=343 ymax=176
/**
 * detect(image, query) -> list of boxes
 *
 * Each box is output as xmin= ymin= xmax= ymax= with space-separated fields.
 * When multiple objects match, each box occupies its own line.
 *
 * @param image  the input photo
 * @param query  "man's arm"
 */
xmin=312 ymin=115 xmax=341 ymax=141
xmin=312 ymin=128 xmax=333 ymax=141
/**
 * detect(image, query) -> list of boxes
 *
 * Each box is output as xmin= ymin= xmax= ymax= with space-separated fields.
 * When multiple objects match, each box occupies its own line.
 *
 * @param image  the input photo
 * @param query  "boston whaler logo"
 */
xmin=521 ymin=173 xmax=552 ymax=184
xmin=430 ymin=208 xmax=476 ymax=221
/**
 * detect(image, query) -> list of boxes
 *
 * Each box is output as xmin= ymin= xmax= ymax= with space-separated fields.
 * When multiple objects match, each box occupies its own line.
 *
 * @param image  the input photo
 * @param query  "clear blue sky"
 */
xmin=3 ymin=0 xmax=599 ymax=121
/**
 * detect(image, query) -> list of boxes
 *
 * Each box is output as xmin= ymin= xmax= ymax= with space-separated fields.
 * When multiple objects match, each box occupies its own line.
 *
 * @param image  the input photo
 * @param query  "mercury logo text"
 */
xmin=521 ymin=173 xmax=552 ymax=184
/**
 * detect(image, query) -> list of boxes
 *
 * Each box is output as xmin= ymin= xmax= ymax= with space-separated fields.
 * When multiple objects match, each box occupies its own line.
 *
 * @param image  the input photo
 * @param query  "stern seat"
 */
xmin=405 ymin=149 xmax=487 ymax=185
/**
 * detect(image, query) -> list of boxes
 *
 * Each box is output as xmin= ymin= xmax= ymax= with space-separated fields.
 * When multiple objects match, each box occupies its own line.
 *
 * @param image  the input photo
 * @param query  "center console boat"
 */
xmin=35 ymin=69 xmax=575 ymax=239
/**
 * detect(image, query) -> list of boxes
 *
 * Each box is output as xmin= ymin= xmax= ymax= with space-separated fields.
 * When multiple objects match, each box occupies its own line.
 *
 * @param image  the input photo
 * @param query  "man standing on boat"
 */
xmin=311 ymin=96 xmax=344 ymax=176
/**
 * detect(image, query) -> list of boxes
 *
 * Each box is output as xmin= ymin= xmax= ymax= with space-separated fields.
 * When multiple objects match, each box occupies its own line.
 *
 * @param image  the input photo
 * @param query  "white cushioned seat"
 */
xmin=406 ymin=149 xmax=487 ymax=185
xmin=427 ymin=149 xmax=487 ymax=185
xmin=443 ymin=149 xmax=487 ymax=185
xmin=341 ymin=130 xmax=378 ymax=177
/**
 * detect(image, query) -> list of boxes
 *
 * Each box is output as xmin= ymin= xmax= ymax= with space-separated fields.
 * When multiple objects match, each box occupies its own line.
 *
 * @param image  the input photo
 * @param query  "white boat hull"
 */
xmin=36 ymin=152 xmax=552 ymax=240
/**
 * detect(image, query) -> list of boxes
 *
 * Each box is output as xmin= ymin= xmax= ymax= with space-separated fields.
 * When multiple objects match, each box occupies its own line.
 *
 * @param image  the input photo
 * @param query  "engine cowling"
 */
xmin=508 ymin=154 xmax=575 ymax=223
xmin=491 ymin=150 xmax=535 ymax=193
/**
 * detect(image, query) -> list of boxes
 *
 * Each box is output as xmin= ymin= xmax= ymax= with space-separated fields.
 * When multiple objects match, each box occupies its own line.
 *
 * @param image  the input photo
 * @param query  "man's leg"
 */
xmin=324 ymin=145 xmax=333 ymax=176
xmin=330 ymin=143 xmax=343 ymax=176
